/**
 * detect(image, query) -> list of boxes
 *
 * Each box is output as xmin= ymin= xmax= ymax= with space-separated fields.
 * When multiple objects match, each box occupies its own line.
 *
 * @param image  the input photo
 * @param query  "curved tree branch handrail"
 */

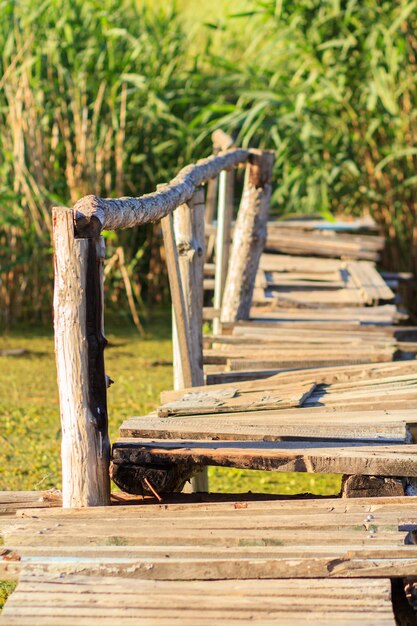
xmin=73 ymin=148 xmax=249 ymax=237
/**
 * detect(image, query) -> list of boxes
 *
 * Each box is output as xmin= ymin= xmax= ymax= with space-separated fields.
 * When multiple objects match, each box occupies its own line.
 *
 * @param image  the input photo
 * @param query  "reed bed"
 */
xmin=1 ymin=0 xmax=416 ymax=327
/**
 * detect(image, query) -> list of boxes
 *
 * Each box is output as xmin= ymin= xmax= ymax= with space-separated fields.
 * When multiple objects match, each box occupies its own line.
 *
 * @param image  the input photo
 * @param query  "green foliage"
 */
xmin=0 ymin=582 xmax=16 ymax=612
xmin=1 ymin=0 xmax=416 ymax=326
xmin=203 ymin=0 xmax=417 ymax=271
xmin=0 ymin=0 xmax=218 ymax=326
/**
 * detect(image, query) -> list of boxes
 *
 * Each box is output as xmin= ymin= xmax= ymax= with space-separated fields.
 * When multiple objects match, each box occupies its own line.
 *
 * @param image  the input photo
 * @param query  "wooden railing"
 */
xmin=52 ymin=139 xmax=274 ymax=507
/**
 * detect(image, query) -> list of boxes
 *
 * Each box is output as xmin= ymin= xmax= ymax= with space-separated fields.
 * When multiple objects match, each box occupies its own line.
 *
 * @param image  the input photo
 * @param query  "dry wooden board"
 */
xmin=207 ymin=334 xmax=394 ymax=346
xmin=253 ymin=288 xmax=370 ymax=307
xmin=120 ymin=414 xmax=409 ymax=443
xmin=264 ymin=231 xmax=382 ymax=261
xmin=2 ymin=546 xmax=417 ymax=582
xmin=347 ymin=261 xmax=395 ymax=303
xmin=205 ymin=341 xmax=398 ymax=361
xmin=165 ymin=361 xmax=417 ymax=402
xmin=1 ymin=527 xmax=408 ymax=550
xmin=256 ymin=262 xmax=394 ymax=307
xmin=232 ymin=323 xmax=417 ymax=337
xmin=0 ymin=492 xmax=62 ymax=518
xmin=7 ymin=494 xmax=416 ymax=516
xmin=2 ymin=510 xmax=407 ymax=543
xmin=260 ymin=254 xmax=349 ymax=273
xmin=223 ymin=354 xmax=395 ymax=371
xmin=113 ymin=439 xmax=417 ymax=477
xmin=0 ymin=574 xmax=396 ymax=626
xmin=157 ymin=380 xmax=316 ymax=417
xmin=269 ymin=216 xmax=379 ymax=232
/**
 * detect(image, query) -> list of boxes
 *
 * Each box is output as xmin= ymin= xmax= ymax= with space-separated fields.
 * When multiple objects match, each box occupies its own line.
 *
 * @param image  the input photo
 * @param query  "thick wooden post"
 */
xmin=221 ymin=150 xmax=275 ymax=323
xmin=53 ymin=207 xmax=110 ymax=507
xmin=213 ymin=169 xmax=234 ymax=335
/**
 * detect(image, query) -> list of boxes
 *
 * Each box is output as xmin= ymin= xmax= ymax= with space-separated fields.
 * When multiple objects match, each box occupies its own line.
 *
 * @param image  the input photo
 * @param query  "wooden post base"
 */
xmin=110 ymin=461 xmax=196 ymax=496
xmin=341 ymin=474 xmax=405 ymax=498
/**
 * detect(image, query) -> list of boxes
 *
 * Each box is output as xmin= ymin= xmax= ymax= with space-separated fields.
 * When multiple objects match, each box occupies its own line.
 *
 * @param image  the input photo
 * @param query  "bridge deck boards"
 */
xmin=0 ymin=575 xmax=396 ymax=625
xmin=1 ymin=493 xmax=415 ymax=623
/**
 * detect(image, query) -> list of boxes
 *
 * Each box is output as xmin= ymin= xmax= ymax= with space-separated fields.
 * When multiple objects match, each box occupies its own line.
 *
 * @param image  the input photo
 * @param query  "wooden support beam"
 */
xmin=161 ymin=212 xmax=194 ymax=389
xmin=52 ymin=207 xmax=110 ymax=507
xmin=213 ymin=169 xmax=234 ymax=335
xmin=172 ymin=189 xmax=205 ymax=389
xmin=221 ymin=150 xmax=275 ymax=323
xmin=205 ymin=177 xmax=218 ymax=224
xmin=172 ymin=189 xmax=208 ymax=492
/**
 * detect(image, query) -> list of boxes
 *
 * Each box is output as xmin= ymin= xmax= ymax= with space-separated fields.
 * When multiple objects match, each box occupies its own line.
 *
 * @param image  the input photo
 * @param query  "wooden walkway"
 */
xmin=2 ymin=213 xmax=417 ymax=622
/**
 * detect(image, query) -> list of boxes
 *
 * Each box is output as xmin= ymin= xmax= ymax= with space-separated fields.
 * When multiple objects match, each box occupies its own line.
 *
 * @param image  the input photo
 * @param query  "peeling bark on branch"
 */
xmin=73 ymin=148 xmax=248 ymax=237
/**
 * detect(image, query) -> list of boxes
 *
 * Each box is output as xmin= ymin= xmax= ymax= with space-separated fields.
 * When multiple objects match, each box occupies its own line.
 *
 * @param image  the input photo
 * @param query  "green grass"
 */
xmin=0 ymin=582 xmax=16 ymax=612
xmin=0 ymin=310 xmax=341 ymax=495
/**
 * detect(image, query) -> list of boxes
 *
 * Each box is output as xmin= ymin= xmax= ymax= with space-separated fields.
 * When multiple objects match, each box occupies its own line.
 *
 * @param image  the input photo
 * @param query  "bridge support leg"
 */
xmin=53 ymin=206 xmax=110 ymax=507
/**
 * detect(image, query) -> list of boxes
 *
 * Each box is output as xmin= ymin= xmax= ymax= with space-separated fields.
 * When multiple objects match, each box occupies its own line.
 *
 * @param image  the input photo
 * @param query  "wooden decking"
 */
xmin=1 ymin=492 xmax=417 ymax=624
xmin=2 ymin=215 xmax=417 ymax=624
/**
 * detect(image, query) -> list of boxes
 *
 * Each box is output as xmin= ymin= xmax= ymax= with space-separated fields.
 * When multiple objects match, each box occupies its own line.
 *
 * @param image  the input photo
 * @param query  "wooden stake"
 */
xmin=205 ymin=177 xmax=218 ymax=224
xmin=221 ymin=150 xmax=275 ymax=323
xmin=172 ymin=189 xmax=205 ymax=389
xmin=161 ymin=212 xmax=194 ymax=389
xmin=213 ymin=169 xmax=235 ymax=335
xmin=53 ymin=207 xmax=110 ymax=507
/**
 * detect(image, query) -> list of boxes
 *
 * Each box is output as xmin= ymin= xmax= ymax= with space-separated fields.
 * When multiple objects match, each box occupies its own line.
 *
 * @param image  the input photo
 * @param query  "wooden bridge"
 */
xmin=1 ymin=131 xmax=417 ymax=624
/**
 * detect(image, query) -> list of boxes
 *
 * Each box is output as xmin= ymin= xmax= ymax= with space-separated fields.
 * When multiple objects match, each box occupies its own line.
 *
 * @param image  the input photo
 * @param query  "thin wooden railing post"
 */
xmin=53 ymin=206 xmax=110 ymax=507
xmin=205 ymin=130 xmax=234 ymax=225
xmin=161 ymin=212 xmax=194 ymax=389
xmin=221 ymin=150 xmax=275 ymax=323
xmin=213 ymin=168 xmax=234 ymax=335
xmin=172 ymin=188 xmax=206 ymax=389
xmin=165 ymin=189 xmax=208 ymax=492
xmin=205 ymin=177 xmax=218 ymax=225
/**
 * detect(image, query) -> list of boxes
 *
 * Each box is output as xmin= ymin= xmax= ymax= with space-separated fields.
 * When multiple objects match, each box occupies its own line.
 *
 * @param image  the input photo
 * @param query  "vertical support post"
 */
xmin=172 ymin=188 xmax=205 ymax=389
xmin=213 ymin=169 xmax=234 ymax=335
xmin=53 ymin=206 xmax=110 ymax=507
xmin=221 ymin=150 xmax=275 ymax=323
xmin=161 ymin=212 xmax=194 ymax=389
xmin=205 ymin=177 xmax=218 ymax=225
xmin=171 ymin=189 xmax=208 ymax=491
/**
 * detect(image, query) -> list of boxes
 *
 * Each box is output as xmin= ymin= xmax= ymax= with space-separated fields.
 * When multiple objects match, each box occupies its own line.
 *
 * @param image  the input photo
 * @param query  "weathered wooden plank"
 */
xmin=348 ymin=261 xmax=395 ymax=304
xmin=119 ymin=414 xmax=408 ymax=443
xmin=157 ymin=381 xmax=316 ymax=417
xmin=248 ymin=304 xmax=405 ymax=323
xmin=2 ymin=547 xmax=417 ymax=581
xmin=113 ymin=440 xmax=417 ymax=477
xmin=0 ymin=574 xmax=395 ymax=626
xmin=165 ymin=361 xmax=417 ymax=401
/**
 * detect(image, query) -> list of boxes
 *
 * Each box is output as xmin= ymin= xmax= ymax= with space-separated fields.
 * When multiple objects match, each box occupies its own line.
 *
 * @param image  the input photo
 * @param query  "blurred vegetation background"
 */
xmin=1 ymin=0 xmax=416 ymax=328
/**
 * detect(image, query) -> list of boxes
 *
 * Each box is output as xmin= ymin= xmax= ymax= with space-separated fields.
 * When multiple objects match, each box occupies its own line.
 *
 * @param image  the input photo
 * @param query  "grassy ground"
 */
xmin=0 ymin=308 xmax=341 ymax=610
xmin=0 ymin=309 xmax=341 ymax=496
